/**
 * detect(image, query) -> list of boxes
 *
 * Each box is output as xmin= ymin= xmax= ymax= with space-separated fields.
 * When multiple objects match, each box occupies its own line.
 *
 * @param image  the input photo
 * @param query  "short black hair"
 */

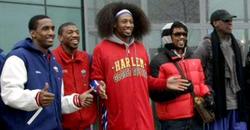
xmin=58 ymin=22 xmax=77 ymax=35
xmin=169 ymin=21 xmax=188 ymax=35
xmin=28 ymin=15 xmax=50 ymax=31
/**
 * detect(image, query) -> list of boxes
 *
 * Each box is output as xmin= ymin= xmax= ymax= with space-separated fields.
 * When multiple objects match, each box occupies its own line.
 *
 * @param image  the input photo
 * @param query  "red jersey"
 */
xmin=53 ymin=44 xmax=97 ymax=129
xmin=91 ymin=38 xmax=166 ymax=130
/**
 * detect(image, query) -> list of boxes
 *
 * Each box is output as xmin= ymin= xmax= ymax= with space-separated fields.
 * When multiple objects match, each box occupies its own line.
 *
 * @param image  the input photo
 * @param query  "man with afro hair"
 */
xmin=91 ymin=2 xmax=190 ymax=130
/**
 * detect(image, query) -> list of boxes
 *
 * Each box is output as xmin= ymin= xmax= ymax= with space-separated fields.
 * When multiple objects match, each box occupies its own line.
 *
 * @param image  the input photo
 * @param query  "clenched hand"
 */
xmin=39 ymin=82 xmax=55 ymax=107
xmin=98 ymin=80 xmax=107 ymax=99
xmin=79 ymin=89 xmax=94 ymax=108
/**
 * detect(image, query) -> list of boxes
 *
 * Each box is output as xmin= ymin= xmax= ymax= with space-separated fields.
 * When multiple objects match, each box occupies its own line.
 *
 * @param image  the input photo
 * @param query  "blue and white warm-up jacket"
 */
xmin=0 ymin=38 xmax=80 ymax=130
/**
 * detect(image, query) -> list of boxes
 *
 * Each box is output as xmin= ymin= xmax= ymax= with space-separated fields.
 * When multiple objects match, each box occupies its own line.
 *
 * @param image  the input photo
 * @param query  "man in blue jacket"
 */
xmin=0 ymin=15 xmax=94 ymax=130
xmin=0 ymin=48 xmax=4 ymax=129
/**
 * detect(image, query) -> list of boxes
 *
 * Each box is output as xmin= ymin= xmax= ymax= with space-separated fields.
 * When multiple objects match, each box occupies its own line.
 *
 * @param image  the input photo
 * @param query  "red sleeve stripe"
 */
xmin=35 ymin=92 xmax=41 ymax=106
xmin=73 ymin=95 xmax=81 ymax=107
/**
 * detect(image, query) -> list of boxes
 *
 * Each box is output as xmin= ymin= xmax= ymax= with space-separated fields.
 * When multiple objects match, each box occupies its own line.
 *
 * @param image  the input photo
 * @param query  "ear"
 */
xmin=58 ymin=35 xmax=63 ymax=43
xmin=213 ymin=21 xmax=219 ymax=27
xmin=30 ymin=30 xmax=36 ymax=39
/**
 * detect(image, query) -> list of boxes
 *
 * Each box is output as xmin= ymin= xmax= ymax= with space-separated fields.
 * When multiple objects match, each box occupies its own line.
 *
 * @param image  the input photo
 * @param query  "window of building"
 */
xmin=0 ymin=0 xmax=43 ymax=4
xmin=47 ymin=0 xmax=81 ymax=7
xmin=148 ymin=0 xmax=200 ymax=23
xmin=0 ymin=3 xmax=44 ymax=53
xmin=208 ymin=0 xmax=244 ymax=21
xmin=0 ymin=0 xmax=83 ymax=53
xmin=47 ymin=7 xmax=82 ymax=49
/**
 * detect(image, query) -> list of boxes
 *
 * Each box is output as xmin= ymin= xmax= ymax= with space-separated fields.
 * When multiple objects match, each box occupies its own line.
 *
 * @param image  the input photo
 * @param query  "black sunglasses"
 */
xmin=222 ymin=19 xmax=232 ymax=23
xmin=172 ymin=32 xmax=187 ymax=37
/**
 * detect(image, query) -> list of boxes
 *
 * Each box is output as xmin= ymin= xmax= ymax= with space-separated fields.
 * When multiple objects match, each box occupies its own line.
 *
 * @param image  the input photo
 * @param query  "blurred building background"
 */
xmin=0 ymin=0 xmax=250 ymax=56
xmin=0 ymin=0 xmax=250 ymax=129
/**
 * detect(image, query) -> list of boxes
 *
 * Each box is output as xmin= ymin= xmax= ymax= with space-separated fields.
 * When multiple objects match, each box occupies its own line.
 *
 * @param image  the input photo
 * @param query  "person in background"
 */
xmin=0 ymin=15 xmax=94 ymax=130
xmin=244 ymin=48 xmax=250 ymax=130
xmin=194 ymin=9 xmax=247 ymax=130
xmin=150 ymin=21 xmax=211 ymax=130
xmin=91 ymin=2 xmax=190 ymax=130
xmin=53 ymin=22 xmax=97 ymax=130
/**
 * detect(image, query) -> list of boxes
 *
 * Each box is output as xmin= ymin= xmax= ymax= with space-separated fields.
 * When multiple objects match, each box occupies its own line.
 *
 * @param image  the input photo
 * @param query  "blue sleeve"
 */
xmin=0 ymin=53 xmax=5 ymax=73
xmin=0 ymin=54 xmax=5 ymax=65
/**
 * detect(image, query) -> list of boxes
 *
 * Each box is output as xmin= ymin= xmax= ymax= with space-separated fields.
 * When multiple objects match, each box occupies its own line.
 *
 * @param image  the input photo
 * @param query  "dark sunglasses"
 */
xmin=222 ymin=19 xmax=232 ymax=23
xmin=172 ymin=32 xmax=187 ymax=37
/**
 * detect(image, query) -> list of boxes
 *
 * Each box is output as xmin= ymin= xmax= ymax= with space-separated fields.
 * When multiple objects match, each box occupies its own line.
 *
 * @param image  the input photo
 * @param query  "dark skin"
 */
xmin=56 ymin=24 xmax=94 ymax=108
xmin=58 ymin=25 xmax=80 ymax=55
xmin=113 ymin=15 xmax=134 ymax=43
xmin=97 ymin=15 xmax=189 ymax=100
xmin=30 ymin=18 xmax=55 ymax=54
xmin=171 ymin=28 xmax=187 ymax=55
xmin=212 ymin=19 xmax=233 ymax=40
xmin=32 ymin=20 xmax=94 ymax=108
xmin=39 ymin=83 xmax=54 ymax=107
xmin=30 ymin=18 xmax=55 ymax=107
xmin=39 ymin=83 xmax=94 ymax=108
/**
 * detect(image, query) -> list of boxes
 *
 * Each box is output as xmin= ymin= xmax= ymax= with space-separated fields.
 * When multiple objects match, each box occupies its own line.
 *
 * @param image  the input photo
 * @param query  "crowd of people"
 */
xmin=0 ymin=1 xmax=249 ymax=130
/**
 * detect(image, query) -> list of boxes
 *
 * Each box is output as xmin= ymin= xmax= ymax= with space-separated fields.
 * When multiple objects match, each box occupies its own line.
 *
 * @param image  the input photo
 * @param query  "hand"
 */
xmin=39 ymin=82 xmax=55 ymax=107
xmin=79 ymin=89 xmax=94 ymax=108
xmin=98 ymin=80 xmax=108 ymax=99
xmin=204 ymin=94 xmax=215 ymax=112
xmin=166 ymin=75 xmax=189 ymax=91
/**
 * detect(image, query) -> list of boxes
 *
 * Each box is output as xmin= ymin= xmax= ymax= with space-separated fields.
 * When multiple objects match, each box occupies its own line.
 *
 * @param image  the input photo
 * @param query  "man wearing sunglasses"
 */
xmin=194 ymin=9 xmax=247 ymax=130
xmin=150 ymin=21 xmax=211 ymax=130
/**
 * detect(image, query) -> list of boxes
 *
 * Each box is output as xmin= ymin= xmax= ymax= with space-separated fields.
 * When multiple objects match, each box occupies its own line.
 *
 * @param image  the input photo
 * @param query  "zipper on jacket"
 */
xmin=125 ymin=44 xmax=130 ymax=56
xmin=124 ymin=44 xmax=130 ymax=57
xmin=71 ymin=59 xmax=84 ymax=121
xmin=45 ymin=55 xmax=61 ymax=128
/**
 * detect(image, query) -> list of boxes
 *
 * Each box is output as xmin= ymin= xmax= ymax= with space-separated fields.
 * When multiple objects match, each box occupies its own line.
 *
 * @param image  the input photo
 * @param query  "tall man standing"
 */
xmin=91 ymin=2 xmax=189 ymax=130
xmin=53 ymin=22 xmax=97 ymax=130
xmin=194 ymin=9 xmax=247 ymax=130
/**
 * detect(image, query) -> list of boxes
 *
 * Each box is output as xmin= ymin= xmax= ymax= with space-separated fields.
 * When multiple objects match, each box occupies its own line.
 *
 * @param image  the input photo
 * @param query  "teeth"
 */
xmin=179 ymin=40 xmax=184 ymax=43
xmin=47 ymin=38 xmax=53 ymax=41
xmin=72 ymin=40 xmax=79 ymax=43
